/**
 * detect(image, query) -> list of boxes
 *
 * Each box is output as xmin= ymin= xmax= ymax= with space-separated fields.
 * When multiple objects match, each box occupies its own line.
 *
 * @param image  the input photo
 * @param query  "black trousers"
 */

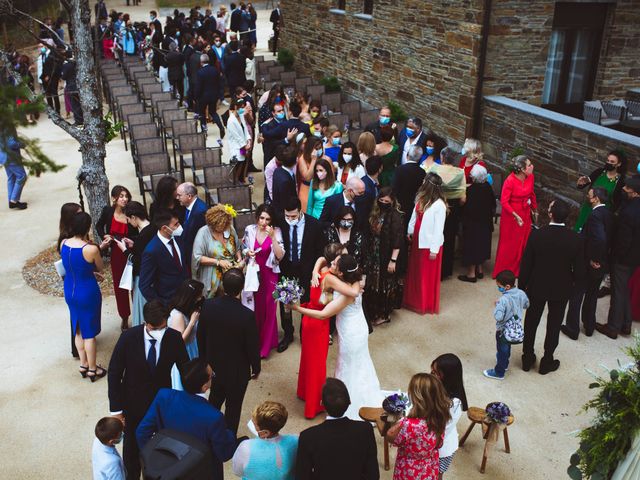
xmin=523 ymin=296 xmax=568 ymax=364
xmin=197 ymin=98 xmax=225 ymax=134
xmin=607 ymin=263 xmax=635 ymax=332
xmin=209 ymin=376 xmax=249 ymax=435
xmin=441 ymin=200 xmax=461 ymax=278
xmin=565 ymin=265 xmax=604 ymax=336
xmin=45 ymin=84 xmax=60 ymax=114
xmin=123 ymin=415 xmax=143 ymax=480
xmin=279 ymin=264 xmax=302 ymax=340
xmin=68 ymin=90 xmax=83 ymax=124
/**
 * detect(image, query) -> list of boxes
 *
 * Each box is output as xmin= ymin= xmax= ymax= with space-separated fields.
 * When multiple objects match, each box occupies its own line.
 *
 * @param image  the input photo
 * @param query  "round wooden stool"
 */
xmin=458 ymin=406 xmax=515 ymax=473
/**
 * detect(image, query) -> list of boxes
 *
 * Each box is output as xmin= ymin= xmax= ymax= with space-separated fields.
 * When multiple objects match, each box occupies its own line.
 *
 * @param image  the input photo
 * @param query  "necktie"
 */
xmin=147 ymin=338 xmax=157 ymax=373
xmin=169 ymin=238 xmax=182 ymax=269
xmin=291 ymin=225 xmax=299 ymax=263
xmin=184 ymin=208 xmax=190 ymax=225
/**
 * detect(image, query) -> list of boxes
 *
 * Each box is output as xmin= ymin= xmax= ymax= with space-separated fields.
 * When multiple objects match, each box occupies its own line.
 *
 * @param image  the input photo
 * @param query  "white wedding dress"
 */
xmin=334 ymin=292 xmax=385 ymax=420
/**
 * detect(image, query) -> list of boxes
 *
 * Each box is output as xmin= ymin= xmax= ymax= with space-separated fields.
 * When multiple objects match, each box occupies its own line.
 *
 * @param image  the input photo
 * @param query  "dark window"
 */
xmin=337 ymin=0 xmax=346 ymax=10
xmin=542 ymin=3 xmax=608 ymax=116
xmin=363 ymin=0 xmax=374 ymax=15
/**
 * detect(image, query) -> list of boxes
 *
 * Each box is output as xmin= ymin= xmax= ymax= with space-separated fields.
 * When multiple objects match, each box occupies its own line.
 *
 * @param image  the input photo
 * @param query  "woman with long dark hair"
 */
xmin=324 ymin=206 xmax=363 ymax=265
xmin=336 ymin=142 xmax=365 ymax=187
xmin=168 ymin=279 xmax=204 ymax=359
xmin=149 ymin=175 xmax=185 ymax=222
xmin=60 ymin=212 xmax=107 ymax=382
xmin=306 ymin=158 xmax=343 ymax=219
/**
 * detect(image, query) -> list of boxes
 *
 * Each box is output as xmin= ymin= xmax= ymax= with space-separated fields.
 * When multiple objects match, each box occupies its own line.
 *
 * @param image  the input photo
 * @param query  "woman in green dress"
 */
xmin=574 ymin=150 xmax=627 ymax=232
xmin=375 ymin=125 xmax=399 ymax=187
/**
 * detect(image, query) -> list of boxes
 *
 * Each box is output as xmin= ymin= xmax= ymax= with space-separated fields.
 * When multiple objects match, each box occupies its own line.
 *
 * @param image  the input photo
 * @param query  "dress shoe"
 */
xmin=560 ymin=325 xmax=578 ymax=340
xmin=457 ymin=275 xmax=477 ymax=283
xmin=248 ymin=165 xmax=262 ymax=173
xmin=539 ymin=359 xmax=560 ymax=375
xmin=621 ymin=326 xmax=632 ymax=336
xmin=522 ymin=354 xmax=536 ymax=372
xmin=597 ymin=286 xmax=611 ymax=298
xmin=277 ymin=337 xmax=292 ymax=353
xmin=584 ymin=328 xmax=594 ymax=337
xmin=595 ymin=323 xmax=618 ymax=339
xmin=9 ymin=201 xmax=27 ymax=210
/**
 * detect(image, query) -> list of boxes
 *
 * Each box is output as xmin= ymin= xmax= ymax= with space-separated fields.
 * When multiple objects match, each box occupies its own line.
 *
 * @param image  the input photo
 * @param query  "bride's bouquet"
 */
xmin=382 ymin=392 xmax=411 ymax=424
xmin=272 ymin=277 xmax=304 ymax=305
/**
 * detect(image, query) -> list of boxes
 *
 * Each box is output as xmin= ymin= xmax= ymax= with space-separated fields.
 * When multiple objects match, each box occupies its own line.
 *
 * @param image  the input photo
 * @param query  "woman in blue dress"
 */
xmin=60 ymin=212 xmax=107 ymax=382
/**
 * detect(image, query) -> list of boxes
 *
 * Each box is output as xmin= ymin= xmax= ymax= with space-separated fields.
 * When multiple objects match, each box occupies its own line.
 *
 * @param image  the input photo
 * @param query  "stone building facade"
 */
xmin=280 ymin=0 xmax=640 ymax=202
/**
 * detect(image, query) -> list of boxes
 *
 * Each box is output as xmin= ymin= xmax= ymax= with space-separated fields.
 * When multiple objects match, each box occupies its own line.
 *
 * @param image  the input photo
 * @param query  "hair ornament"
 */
xmin=223 ymin=204 xmax=237 ymax=218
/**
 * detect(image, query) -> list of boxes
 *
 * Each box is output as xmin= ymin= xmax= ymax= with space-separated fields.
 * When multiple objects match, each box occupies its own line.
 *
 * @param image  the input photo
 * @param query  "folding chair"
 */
xmin=161 ymin=108 xmax=187 ymax=147
xmin=267 ymin=65 xmax=285 ymax=81
xmin=359 ymin=110 xmax=379 ymax=130
xmin=113 ymin=93 xmax=140 ymax=123
xmin=341 ymin=100 xmax=362 ymax=123
xmin=307 ymin=85 xmax=326 ymax=102
xmin=154 ymin=100 xmax=180 ymax=124
xmin=279 ymin=71 xmax=296 ymax=88
xmin=151 ymin=92 xmax=174 ymax=118
xmin=136 ymin=152 xmax=172 ymax=202
xmin=150 ymin=171 xmax=184 ymax=196
xmin=257 ymin=60 xmax=276 ymax=76
xmin=294 ymin=77 xmax=313 ymax=94
xmin=141 ymin=82 xmax=163 ymax=106
xmin=133 ymin=137 xmax=166 ymax=171
xmin=234 ymin=211 xmax=254 ymax=236
xmin=203 ymin=165 xmax=234 ymax=204
xmin=170 ymin=118 xmax=197 ymax=167
xmin=119 ymin=103 xmax=146 ymax=148
xmin=175 ymin=133 xmax=206 ymax=177
xmin=190 ymin=148 xmax=223 ymax=185
xmin=322 ymin=93 xmax=342 ymax=113
xmin=217 ymin=185 xmax=253 ymax=212
xmin=328 ymin=113 xmax=350 ymax=132
xmin=129 ymin=123 xmax=159 ymax=158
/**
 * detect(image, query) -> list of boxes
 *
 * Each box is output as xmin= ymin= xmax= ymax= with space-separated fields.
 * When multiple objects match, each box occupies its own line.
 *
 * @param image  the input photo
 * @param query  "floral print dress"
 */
xmin=392 ymin=417 xmax=440 ymax=480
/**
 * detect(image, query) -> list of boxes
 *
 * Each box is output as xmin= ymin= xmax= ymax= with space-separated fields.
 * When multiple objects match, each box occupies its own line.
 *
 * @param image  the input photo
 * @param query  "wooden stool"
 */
xmin=359 ymin=407 xmax=391 ymax=471
xmin=458 ymin=406 xmax=514 ymax=473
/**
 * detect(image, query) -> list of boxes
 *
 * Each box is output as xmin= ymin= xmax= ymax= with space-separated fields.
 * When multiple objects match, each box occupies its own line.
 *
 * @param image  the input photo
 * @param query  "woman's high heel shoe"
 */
xmin=87 ymin=366 xmax=107 ymax=383
xmin=79 ymin=365 xmax=89 ymax=378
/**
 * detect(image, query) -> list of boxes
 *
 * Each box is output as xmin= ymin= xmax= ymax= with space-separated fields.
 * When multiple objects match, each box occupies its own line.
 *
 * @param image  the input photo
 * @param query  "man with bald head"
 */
xmin=177 ymin=182 xmax=207 ymax=272
xmin=319 ymin=176 xmax=370 ymax=231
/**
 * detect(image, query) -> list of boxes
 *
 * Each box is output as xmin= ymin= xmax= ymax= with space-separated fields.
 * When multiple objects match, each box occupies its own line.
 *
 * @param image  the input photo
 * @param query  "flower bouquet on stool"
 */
xmin=484 ymin=401 xmax=511 ymax=442
xmin=381 ymin=392 xmax=410 ymax=425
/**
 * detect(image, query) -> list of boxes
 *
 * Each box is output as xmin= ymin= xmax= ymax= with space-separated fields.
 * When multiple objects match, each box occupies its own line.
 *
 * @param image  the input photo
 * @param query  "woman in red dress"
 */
xmin=386 ymin=373 xmax=451 ymax=480
xmin=492 ymin=155 xmax=538 ymax=278
xmin=403 ymin=173 xmax=447 ymax=314
xmin=297 ymin=243 xmax=360 ymax=419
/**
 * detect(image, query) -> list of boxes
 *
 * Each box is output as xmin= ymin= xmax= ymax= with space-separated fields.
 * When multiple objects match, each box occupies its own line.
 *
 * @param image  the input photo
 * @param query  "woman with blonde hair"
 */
xmin=231 ymin=401 xmax=298 ymax=479
xmin=323 ymin=124 xmax=343 ymax=163
xmin=458 ymin=138 xmax=486 ymax=186
xmin=192 ymin=204 xmax=244 ymax=297
xmin=357 ymin=131 xmax=376 ymax=165
xmin=403 ymin=173 xmax=447 ymax=314
xmin=386 ymin=373 xmax=452 ymax=480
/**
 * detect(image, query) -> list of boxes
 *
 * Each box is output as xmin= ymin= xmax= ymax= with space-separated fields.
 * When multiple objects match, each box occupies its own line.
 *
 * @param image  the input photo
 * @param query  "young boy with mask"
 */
xmin=92 ymin=417 xmax=125 ymax=480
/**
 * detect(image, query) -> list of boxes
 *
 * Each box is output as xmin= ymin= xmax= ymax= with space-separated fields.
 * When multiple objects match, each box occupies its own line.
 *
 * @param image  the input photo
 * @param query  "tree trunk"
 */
xmin=69 ymin=0 xmax=109 ymax=229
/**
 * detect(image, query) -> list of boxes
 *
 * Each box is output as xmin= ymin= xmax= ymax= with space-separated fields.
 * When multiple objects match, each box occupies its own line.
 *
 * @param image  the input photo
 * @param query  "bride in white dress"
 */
xmin=292 ymin=254 xmax=384 ymax=420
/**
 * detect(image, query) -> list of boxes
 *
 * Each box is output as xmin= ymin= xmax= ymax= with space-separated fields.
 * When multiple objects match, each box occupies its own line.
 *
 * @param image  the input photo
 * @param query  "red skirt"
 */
xmin=403 ymin=243 xmax=442 ymax=315
xmin=297 ymin=312 xmax=329 ymax=419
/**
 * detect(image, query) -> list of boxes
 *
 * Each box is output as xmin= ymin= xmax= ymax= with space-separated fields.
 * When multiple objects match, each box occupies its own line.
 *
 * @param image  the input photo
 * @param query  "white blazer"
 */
xmin=336 ymin=164 xmax=366 ymax=186
xmin=407 ymin=198 xmax=446 ymax=254
xmin=227 ymin=113 xmax=251 ymax=161
xmin=242 ymin=224 xmax=284 ymax=273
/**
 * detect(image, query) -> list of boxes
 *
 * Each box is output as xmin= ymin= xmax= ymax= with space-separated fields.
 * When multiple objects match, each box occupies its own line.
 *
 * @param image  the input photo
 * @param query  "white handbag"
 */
xmin=54 ymin=259 xmax=66 ymax=279
xmin=244 ymin=257 xmax=260 ymax=292
xmin=119 ymin=255 xmax=134 ymax=291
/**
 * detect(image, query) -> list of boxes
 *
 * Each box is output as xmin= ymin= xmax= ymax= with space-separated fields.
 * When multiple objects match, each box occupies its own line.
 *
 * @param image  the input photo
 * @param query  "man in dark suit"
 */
xmin=197 ymin=269 xmax=261 ymax=434
xmin=278 ymin=196 xmax=326 ymax=352
xmin=361 ymin=155 xmax=382 ymax=223
xmin=296 ymin=378 xmax=379 ymax=480
xmin=319 ymin=176 xmax=368 ymax=230
xmin=136 ymin=359 xmax=238 ymax=479
xmin=597 ymin=176 xmax=640 ymax=339
xmin=269 ymin=2 xmax=283 ymax=53
xmin=392 ymin=144 xmax=426 ymax=229
xmin=224 ymin=41 xmax=246 ymax=95
xmin=108 ymin=300 xmax=190 ymax=480
xmin=229 ymin=3 xmax=241 ymax=34
xmin=271 ymin=144 xmax=298 ymax=218
xmin=259 ymin=102 xmax=288 ymax=167
xmin=396 ymin=117 xmax=428 ymax=165
xmin=261 ymin=101 xmax=311 ymax=142
xmin=139 ymin=209 xmax=189 ymax=305
xmin=364 ymin=105 xmax=398 ymax=144
xmin=194 ymin=53 xmax=225 ymax=136
xmin=519 ymin=200 xmax=584 ymax=375
xmin=562 ymin=187 xmax=613 ymax=339
xmin=177 ymin=182 xmax=207 ymax=273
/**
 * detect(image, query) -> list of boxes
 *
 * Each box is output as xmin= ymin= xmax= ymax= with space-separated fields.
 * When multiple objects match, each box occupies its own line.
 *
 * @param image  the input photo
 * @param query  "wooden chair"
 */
xmin=458 ymin=406 xmax=514 ymax=474
xmin=358 ymin=407 xmax=391 ymax=471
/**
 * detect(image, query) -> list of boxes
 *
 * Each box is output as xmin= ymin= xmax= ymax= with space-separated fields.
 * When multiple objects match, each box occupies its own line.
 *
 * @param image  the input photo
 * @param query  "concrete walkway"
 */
xmin=0 ymin=1 xmax=635 ymax=479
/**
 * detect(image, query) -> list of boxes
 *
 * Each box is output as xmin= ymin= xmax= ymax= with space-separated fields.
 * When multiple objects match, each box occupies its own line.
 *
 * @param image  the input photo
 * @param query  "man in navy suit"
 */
xmin=271 ymin=144 xmax=299 ymax=220
xmin=392 ymin=145 xmax=426 ymax=231
xmin=319 ymin=176 xmax=368 ymax=231
xmin=139 ymin=209 xmax=189 ymax=305
xmin=195 ymin=53 xmax=225 ymax=136
xmin=136 ymin=359 xmax=238 ymax=479
xmin=177 ymin=182 xmax=207 ymax=273
xmin=396 ymin=117 xmax=428 ymax=165
xmin=108 ymin=300 xmax=189 ymax=480
xmin=224 ymin=41 xmax=246 ymax=94
xmin=360 ymin=155 xmax=382 ymax=223
xmin=364 ymin=105 xmax=398 ymax=144
xmin=261 ymin=101 xmax=311 ymax=143
xmin=562 ymin=187 xmax=613 ymax=339
xmin=259 ymin=102 xmax=288 ymax=168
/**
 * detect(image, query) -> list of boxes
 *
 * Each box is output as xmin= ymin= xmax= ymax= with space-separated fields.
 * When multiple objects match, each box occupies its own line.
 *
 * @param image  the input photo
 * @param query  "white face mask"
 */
xmin=317 ymin=170 xmax=327 ymax=180
xmin=170 ymin=225 xmax=183 ymax=237
xmin=285 ymin=217 xmax=299 ymax=227
xmin=147 ymin=326 xmax=166 ymax=341
xmin=342 ymin=154 xmax=352 ymax=163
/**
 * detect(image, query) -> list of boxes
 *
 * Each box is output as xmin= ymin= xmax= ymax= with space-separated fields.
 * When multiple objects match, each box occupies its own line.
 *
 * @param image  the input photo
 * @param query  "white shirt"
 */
xmin=156 ymin=231 xmax=182 ymax=264
xmin=92 ymin=438 xmax=125 ymax=480
xmin=401 ymin=131 xmax=423 ymax=165
xmin=342 ymin=192 xmax=356 ymax=209
xmin=144 ymin=326 xmax=165 ymax=364
xmin=186 ymin=196 xmax=197 ymax=213
xmin=439 ymin=398 xmax=462 ymax=457
xmin=289 ymin=214 xmax=305 ymax=262
xmin=407 ymin=199 xmax=446 ymax=253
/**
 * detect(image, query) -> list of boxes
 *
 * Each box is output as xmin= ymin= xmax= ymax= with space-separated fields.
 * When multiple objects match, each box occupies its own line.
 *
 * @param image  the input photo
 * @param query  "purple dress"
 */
xmin=254 ymin=236 xmax=279 ymax=358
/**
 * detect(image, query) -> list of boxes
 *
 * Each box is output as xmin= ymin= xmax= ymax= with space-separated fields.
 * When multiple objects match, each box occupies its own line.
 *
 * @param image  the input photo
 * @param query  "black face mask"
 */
xmin=378 ymin=201 xmax=391 ymax=210
xmin=604 ymin=163 xmax=616 ymax=172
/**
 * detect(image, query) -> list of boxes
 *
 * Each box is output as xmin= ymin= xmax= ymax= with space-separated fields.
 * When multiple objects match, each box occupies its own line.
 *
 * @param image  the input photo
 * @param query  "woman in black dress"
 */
xmin=149 ymin=175 xmax=185 ymax=223
xmin=458 ymin=164 xmax=496 ymax=283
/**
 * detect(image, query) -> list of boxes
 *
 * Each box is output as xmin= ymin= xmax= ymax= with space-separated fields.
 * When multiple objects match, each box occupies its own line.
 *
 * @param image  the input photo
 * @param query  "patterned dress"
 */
xmin=392 ymin=417 xmax=441 ymax=480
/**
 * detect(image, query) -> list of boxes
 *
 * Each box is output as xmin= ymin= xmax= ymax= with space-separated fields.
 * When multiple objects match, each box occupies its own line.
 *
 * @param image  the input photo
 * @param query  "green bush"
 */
xmin=387 ymin=100 xmax=408 ymax=123
xmin=277 ymin=48 xmax=295 ymax=71
xmin=319 ymin=76 xmax=341 ymax=93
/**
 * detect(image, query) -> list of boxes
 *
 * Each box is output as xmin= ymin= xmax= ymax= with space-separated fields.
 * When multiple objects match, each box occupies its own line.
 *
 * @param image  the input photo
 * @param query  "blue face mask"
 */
xmin=332 ymin=137 xmax=341 ymax=146
xmin=379 ymin=116 xmax=390 ymax=126
xmin=426 ymin=146 xmax=434 ymax=155
xmin=461 ymin=147 xmax=467 ymax=155
xmin=275 ymin=112 xmax=285 ymax=120
xmin=238 ymin=108 xmax=245 ymax=115
xmin=498 ymin=286 xmax=506 ymax=293
xmin=637 ymin=163 xmax=640 ymax=174
xmin=406 ymin=128 xmax=415 ymax=138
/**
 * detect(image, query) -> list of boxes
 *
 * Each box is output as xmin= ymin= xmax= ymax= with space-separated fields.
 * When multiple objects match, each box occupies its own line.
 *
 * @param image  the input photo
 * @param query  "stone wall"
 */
xmin=481 ymin=96 xmax=640 ymax=205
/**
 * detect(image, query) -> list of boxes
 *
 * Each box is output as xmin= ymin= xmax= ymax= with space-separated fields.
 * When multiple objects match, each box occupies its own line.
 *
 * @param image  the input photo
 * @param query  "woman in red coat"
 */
xmin=492 ymin=155 xmax=538 ymax=278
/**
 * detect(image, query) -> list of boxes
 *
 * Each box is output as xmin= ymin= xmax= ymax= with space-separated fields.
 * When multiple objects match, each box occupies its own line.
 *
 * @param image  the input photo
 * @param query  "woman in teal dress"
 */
xmin=307 ymin=158 xmax=343 ymax=219
xmin=232 ymin=401 xmax=298 ymax=480
xmin=574 ymin=151 xmax=627 ymax=231
xmin=375 ymin=125 xmax=400 ymax=187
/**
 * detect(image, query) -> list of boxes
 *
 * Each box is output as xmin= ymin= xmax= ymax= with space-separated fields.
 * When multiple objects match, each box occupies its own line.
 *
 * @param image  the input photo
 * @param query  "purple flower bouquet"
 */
xmin=382 ymin=392 xmax=410 ymax=423
xmin=485 ymin=402 xmax=511 ymax=424
xmin=272 ymin=277 xmax=304 ymax=305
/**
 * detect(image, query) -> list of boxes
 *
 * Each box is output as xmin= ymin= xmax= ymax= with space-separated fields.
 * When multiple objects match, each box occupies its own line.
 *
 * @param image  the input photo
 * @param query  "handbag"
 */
xmin=119 ymin=255 xmax=134 ymax=291
xmin=502 ymin=314 xmax=524 ymax=344
xmin=244 ymin=257 xmax=260 ymax=292
xmin=54 ymin=259 xmax=66 ymax=279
